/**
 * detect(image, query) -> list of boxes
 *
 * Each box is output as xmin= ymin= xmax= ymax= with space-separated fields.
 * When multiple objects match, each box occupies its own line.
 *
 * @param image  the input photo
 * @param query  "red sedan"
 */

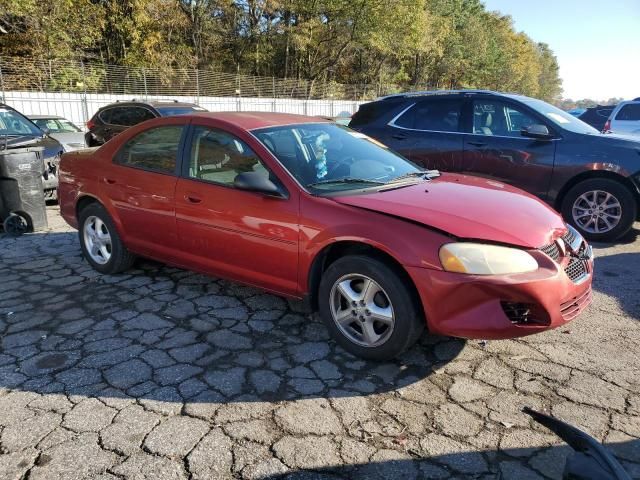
xmin=58 ymin=112 xmax=594 ymax=360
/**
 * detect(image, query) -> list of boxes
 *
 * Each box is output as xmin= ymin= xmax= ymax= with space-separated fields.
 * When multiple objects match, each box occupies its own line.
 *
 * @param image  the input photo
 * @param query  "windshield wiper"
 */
xmin=307 ymin=177 xmax=386 ymax=187
xmin=386 ymin=170 xmax=440 ymax=184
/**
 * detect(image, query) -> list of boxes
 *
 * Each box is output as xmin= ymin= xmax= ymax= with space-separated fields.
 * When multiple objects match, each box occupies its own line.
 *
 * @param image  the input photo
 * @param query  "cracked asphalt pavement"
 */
xmin=0 ymin=208 xmax=639 ymax=479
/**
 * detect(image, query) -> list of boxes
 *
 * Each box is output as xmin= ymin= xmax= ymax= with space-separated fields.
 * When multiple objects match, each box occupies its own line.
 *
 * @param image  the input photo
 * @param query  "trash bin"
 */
xmin=0 ymin=146 xmax=48 ymax=235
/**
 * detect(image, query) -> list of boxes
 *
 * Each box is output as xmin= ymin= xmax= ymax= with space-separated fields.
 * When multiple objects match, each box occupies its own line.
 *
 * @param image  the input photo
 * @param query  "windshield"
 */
xmin=156 ymin=106 xmax=207 ymax=116
xmin=253 ymin=123 xmax=423 ymax=194
xmin=0 ymin=108 xmax=43 ymax=136
xmin=520 ymin=98 xmax=600 ymax=134
xmin=32 ymin=118 xmax=81 ymax=133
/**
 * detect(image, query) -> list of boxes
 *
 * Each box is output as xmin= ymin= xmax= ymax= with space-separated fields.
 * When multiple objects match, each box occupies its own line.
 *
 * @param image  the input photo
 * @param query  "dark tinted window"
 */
xmin=116 ymin=125 xmax=183 ymax=174
xmin=349 ymin=100 xmax=403 ymax=128
xmin=98 ymin=108 xmax=113 ymax=124
xmin=395 ymin=100 xmax=461 ymax=132
xmin=473 ymin=100 xmax=537 ymax=137
xmin=108 ymin=106 xmax=155 ymax=126
xmin=615 ymin=104 xmax=640 ymax=121
xmin=188 ymin=127 xmax=267 ymax=186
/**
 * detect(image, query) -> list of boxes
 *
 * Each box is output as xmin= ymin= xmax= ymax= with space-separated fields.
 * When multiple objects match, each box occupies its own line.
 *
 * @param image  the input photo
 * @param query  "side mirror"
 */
xmin=234 ymin=171 xmax=284 ymax=197
xmin=41 ymin=127 xmax=51 ymax=136
xmin=521 ymin=124 xmax=553 ymax=140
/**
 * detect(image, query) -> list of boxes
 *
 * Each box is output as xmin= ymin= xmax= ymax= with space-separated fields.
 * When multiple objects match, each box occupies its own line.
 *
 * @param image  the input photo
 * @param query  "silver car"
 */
xmin=29 ymin=115 xmax=87 ymax=151
xmin=604 ymin=99 xmax=640 ymax=137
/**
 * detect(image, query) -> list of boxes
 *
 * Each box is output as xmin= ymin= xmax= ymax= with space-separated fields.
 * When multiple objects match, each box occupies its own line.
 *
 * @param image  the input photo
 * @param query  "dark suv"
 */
xmin=350 ymin=90 xmax=640 ymax=241
xmin=578 ymin=105 xmax=616 ymax=132
xmin=86 ymin=100 xmax=207 ymax=146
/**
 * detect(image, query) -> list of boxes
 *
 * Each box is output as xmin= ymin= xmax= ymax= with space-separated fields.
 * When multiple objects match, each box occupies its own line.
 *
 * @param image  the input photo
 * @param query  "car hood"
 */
xmin=333 ymin=174 xmax=566 ymax=248
xmin=49 ymin=132 xmax=86 ymax=148
xmin=0 ymin=134 xmax=62 ymax=159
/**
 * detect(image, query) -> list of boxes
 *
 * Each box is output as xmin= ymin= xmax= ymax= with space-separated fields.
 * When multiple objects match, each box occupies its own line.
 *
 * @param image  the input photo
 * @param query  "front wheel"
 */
xmin=318 ymin=255 xmax=425 ymax=360
xmin=561 ymin=178 xmax=637 ymax=242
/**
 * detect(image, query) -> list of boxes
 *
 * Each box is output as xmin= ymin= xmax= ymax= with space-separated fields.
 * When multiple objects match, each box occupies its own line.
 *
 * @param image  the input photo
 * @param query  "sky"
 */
xmin=481 ymin=0 xmax=640 ymax=101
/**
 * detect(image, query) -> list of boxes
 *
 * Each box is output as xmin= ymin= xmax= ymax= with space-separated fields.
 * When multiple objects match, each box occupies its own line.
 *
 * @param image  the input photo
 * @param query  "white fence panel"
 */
xmin=4 ymin=91 xmax=363 ymax=129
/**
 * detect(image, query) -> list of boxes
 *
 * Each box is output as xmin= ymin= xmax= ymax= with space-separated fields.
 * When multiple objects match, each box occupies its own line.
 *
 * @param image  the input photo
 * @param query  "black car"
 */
xmin=0 ymin=103 xmax=64 ymax=198
xmin=350 ymin=90 xmax=640 ymax=242
xmin=577 ymin=105 xmax=616 ymax=132
xmin=86 ymin=100 xmax=207 ymax=146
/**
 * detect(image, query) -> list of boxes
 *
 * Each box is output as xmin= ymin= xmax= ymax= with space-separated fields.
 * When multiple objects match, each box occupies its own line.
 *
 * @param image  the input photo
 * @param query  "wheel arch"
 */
xmin=75 ymin=194 xmax=102 ymax=219
xmin=554 ymin=170 xmax=640 ymax=212
xmin=306 ymin=240 xmax=424 ymax=315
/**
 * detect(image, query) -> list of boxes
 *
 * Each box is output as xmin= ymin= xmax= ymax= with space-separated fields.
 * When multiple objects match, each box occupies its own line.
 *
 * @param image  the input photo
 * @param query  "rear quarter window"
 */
xmin=615 ymin=104 xmax=640 ymax=121
xmin=349 ymin=100 xmax=403 ymax=128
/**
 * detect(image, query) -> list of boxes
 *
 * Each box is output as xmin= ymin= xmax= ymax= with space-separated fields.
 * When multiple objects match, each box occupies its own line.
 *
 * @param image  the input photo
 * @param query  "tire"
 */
xmin=78 ymin=203 xmax=135 ymax=274
xmin=318 ymin=255 xmax=425 ymax=361
xmin=3 ymin=212 xmax=30 ymax=236
xmin=561 ymin=178 xmax=637 ymax=242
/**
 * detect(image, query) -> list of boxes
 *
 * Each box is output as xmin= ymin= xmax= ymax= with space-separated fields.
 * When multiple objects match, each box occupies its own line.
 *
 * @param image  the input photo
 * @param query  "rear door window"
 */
xmin=116 ymin=125 xmax=183 ymax=174
xmin=394 ymin=100 xmax=462 ymax=132
xmin=615 ymin=104 xmax=640 ymax=121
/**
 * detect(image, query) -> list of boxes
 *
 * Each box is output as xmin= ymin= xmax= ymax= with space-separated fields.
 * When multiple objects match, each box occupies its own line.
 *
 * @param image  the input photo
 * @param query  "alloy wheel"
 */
xmin=572 ymin=190 xmax=622 ymax=234
xmin=330 ymin=274 xmax=395 ymax=347
xmin=83 ymin=216 xmax=112 ymax=265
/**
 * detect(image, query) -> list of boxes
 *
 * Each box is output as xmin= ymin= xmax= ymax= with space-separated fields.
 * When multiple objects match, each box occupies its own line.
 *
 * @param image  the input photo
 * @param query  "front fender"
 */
xmin=298 ymin=195 xmax=450 ymax=292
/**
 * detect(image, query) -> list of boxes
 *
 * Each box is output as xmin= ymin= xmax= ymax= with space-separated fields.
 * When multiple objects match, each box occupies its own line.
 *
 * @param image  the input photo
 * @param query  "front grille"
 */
xmin=540 ymin=242 xmax=561 ymax=262
xmin=562 ymin=228 xmax=577 ymax=247
xmin=560 ymin=288 xmax=592 ymax=321
xmin=564 ymin=257 xmax=589 ymax=283
xmin=501 ymin=302 xmax=549 ymax=326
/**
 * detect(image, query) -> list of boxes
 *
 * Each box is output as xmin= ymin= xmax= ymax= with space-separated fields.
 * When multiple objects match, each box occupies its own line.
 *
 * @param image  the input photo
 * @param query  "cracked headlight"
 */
xmin=439 ymin=243 xmax=538 ymax=275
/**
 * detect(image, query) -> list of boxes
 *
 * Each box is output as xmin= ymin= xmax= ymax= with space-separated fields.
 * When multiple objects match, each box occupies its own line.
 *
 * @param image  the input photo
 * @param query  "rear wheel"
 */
xmin=561 ymin=178 xmax=637 ymax=242
xmin=78 ymin=203 xmax=135 ymax=274
xmin=318 ymin=255 xmax=424 ymax=360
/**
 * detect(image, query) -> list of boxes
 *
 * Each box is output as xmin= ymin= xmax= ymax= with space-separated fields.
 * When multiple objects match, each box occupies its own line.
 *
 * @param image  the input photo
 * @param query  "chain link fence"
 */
xmin=0 ymin=56 xmax=403 ymax=101
xmin=0 ymin=56 xmax=414 ymax=128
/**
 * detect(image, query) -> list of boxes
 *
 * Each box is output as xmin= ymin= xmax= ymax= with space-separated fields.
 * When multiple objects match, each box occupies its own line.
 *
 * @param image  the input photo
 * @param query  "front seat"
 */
xmin=478 ymin=112 xmax=493 ymax=135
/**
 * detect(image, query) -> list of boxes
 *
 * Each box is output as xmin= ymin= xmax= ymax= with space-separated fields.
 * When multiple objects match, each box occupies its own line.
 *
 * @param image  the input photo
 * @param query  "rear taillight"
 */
xmin=603 ymin=119 xmax=611 ymax=133
xmin=86 ymin=118 xmax=95 ymax=130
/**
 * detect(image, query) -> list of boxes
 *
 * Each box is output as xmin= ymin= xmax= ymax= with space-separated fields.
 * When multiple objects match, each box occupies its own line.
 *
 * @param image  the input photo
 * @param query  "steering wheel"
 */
xmin=327 ymin=155 xmax=356 ymax=177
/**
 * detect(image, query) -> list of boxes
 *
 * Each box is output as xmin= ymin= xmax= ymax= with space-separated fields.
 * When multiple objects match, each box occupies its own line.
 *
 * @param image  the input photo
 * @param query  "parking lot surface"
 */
xmin=0 ymin=208 xmax=639 ymax=480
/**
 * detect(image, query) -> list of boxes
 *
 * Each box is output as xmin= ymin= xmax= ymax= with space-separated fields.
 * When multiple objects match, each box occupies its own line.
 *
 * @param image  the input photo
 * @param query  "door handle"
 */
xmin=392 ymin=133 xmax=408 ymax=140
xmin=103 ymin=177 xmax=116 ymax=185
xmin=185 ymin=194 xmax=202 ymax=204
xmin=467 ymin=141 xmax=488 ymax=147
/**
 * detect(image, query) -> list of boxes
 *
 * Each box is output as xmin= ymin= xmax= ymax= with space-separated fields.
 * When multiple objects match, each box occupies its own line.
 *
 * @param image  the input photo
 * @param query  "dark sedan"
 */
xmin=350 ymin=90 xmax=640 ymax=242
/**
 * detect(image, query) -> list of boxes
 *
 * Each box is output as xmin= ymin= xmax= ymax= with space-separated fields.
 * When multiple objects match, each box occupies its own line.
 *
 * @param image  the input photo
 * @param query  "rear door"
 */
xmin=174 ymin=124 xmax=300 ymax=296
xmin=385 ymin=98 xmax=465 ymax=171
xmin=102 ymin=121 xmax=188 ymax=260
xmin=461 ymin=98 xmax=557 ymax=199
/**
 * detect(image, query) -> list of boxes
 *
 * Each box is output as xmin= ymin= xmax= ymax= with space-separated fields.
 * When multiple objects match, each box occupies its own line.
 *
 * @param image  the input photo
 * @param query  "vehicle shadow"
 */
xmin=0 ymin=231 xmax=465 ymax=405
xmin=255 ymin=440 xmax=640 ymax=479
xmin=591 ymin=250 xmax=640 ymax=321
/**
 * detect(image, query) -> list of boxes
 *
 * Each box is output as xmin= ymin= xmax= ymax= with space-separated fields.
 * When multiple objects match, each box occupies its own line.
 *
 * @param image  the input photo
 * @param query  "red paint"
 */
xmin=59 ymin=112 xmax=593 ymax=340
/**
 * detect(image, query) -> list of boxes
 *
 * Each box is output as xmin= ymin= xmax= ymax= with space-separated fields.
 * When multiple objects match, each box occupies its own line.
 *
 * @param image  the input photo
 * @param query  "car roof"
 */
xmin=28 ymin=115 xmax=66 ymax=120
xmin=100 ymin=100 xmax=200 ymax=109
xmin=378 ymin=89 xmax=531 ymax=102
xmin=189 ymin=111 xmax=331 ymax=130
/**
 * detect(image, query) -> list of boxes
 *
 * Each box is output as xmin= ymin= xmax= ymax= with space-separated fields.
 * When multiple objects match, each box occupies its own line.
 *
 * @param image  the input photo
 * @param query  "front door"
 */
xmin=175 ymin=125 xmax=300 ymax=296
xmin=102 ymin=123 xmax=186 ymax=258
xmin=462 ymin=99 xmax=557 ymax=199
